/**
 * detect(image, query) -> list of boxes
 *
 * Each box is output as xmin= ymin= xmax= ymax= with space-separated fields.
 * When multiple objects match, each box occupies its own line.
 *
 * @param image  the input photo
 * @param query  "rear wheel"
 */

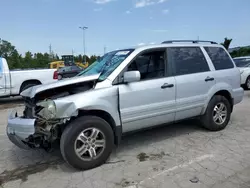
xmin=201 ymin=95 xmax=231 ymax=131
xmin=58 ymin=74 xmax=62 ymax=80
xmin=60 ymin=116 xmax=114 ymax=170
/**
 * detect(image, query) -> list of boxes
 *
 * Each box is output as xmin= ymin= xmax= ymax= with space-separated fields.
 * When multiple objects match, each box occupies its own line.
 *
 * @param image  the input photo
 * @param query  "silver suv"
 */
xmin=7 ymin=40 xmax=244 ymax=170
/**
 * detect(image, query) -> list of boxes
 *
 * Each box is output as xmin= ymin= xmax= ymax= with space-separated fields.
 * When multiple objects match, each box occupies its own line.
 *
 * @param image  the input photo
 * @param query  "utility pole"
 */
xmin=79 ymin=26 xmax=88 ymax=63
xmin=72 ymin=49 xmax=75 ymax=63
xmin=49 ymin=44 xmax=52 ymax=60
xmin=104 ymin=45 xmax=107 ymax=55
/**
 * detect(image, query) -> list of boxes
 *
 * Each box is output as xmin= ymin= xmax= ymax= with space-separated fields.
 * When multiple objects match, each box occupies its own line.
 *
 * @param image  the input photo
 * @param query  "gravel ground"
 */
xmin=0 ymin=93 xmax=250 ymax=188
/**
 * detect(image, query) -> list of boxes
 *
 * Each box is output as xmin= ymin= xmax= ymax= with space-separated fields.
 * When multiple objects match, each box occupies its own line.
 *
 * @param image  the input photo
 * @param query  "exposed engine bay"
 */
xmin=22 ymin=81 xmax=95 ymax=151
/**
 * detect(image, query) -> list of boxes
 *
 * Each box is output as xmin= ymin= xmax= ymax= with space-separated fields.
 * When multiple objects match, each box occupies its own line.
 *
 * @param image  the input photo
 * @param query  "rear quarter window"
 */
xmin=204 ymin=47 xmax=234 ymax=70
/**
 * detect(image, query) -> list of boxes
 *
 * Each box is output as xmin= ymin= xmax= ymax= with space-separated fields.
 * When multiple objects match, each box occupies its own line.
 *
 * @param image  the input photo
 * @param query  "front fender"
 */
xmin=53 ymin=86 xmax=121 ymax=126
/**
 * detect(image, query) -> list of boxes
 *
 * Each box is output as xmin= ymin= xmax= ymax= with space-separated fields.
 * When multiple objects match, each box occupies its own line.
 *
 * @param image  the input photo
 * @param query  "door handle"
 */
xmin=205 ymin=77 xmax=215 ymax=82
xmin=161 ymin=83 xmax=174 ymax=89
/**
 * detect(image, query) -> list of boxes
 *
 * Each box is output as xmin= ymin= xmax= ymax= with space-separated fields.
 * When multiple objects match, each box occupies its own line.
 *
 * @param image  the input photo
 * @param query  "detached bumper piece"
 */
xmin=6 ymin=110 xmax=36 ymax=149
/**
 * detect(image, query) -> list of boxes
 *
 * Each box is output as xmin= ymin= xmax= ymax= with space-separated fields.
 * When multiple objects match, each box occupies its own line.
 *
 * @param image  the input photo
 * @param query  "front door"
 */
xmin=0 ymin=58 xmax=6 ymax=96
xmin=167 ymin=47 xmax=216 ymax=121
xmin=118 ymin=49 xmax=176 ymax=133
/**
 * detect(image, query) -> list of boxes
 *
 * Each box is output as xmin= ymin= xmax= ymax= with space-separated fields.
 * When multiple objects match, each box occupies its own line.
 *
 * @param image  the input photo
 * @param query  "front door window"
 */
xmin=127 ymin=50 xmax=166 ymax=80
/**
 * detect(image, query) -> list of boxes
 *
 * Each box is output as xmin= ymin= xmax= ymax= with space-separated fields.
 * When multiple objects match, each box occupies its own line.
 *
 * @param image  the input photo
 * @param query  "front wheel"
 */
xmin=60 ymin=116 xmax=114 ymax=170
xmin=244 ymin=76 xmax=250 ymax=90
xmin=201 ymin=95 xmax=231 ymax=131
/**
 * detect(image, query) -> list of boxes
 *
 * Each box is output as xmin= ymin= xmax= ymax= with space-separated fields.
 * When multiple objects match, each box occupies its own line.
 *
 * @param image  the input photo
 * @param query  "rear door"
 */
xmin=0 ymin=58 xmax=6 ymax=95
xmin=168 ymin=47 xmax=216 ymax=121
xmin=203 ymin=47 xmax=239 ymax=90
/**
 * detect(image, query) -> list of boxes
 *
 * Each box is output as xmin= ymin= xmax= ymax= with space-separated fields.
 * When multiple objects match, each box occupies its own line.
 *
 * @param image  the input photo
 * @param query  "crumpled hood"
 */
xmin=21 ymin=74 xmax=100 ymax=98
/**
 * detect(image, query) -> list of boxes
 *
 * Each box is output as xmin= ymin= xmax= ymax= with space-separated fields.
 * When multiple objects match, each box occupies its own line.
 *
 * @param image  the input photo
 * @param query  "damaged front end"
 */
xmin=7 ymin=98 xmax=70 ymax=151
xmin=7 ymin=75 xmax=99 ymax=151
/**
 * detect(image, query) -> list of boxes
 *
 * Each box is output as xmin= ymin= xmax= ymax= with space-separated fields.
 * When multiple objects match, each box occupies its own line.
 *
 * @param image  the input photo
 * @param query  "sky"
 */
xmin=0 ymin=0 xmax=250 ymax=57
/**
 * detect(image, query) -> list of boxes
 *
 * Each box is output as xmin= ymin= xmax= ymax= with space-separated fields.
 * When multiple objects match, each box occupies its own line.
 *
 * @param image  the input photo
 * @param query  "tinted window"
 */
xmin=71 ymin=66 xmax=81 ymax=71
xmin=168 ymin=47 xmax=209 ymax=76
xmin=204 ymin=47 xmax=234 ymax=70
xmin=127 ymin=50 xmax=165 ymax=80
xmin=234 ymin=58 xmax=250 ymax=67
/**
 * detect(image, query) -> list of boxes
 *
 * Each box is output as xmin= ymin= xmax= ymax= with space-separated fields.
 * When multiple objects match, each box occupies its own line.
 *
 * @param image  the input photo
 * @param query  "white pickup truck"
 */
xmin=0 ymin=57 xmax=58 ymax=97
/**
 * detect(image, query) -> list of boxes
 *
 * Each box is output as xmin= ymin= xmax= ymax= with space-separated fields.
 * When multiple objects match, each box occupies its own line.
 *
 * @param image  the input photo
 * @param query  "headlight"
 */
xmin=36 ymin=99 xmax=56 ymax=119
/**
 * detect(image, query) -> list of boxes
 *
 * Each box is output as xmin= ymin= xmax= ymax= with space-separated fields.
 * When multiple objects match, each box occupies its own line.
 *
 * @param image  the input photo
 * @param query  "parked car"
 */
xmin=233 ymin=56 xmax=250 ymax=90
xmin=57 ymin=65 xmax=83 ymax=80
xmin=0 ymin=57 xmax=58 ymax=98
xmin=7 ymin=40 xmax=244 ymax=170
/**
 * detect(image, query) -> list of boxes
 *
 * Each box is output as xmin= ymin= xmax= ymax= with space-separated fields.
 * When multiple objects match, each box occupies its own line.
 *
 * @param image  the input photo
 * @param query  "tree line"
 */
xmin=1 ymin=38 xmax=250 ymax=70
xmin=221 ymin=37 xmax=250 ymax=58
xmin=0 ymin=39 xmax=99 ymax=70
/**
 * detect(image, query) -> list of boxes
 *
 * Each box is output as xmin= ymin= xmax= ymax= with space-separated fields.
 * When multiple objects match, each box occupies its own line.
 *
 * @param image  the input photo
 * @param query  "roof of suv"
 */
xmin=109 ymin=41 xmax=224 ymax=54
xmin=132 ymin=42 xmax=223 ymax=51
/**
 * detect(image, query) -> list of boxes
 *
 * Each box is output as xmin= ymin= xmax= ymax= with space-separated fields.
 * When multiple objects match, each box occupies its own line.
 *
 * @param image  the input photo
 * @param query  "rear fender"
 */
xmin=201 ymin=83 xmax=233 ymax=115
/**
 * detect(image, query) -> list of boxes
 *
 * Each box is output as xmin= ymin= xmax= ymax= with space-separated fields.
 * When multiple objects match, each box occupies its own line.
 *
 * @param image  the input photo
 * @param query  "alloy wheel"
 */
xmin=74 ymin=128 xmax=106 ymax=161
xmin=213 ymin=102 xmax=227 ymax=125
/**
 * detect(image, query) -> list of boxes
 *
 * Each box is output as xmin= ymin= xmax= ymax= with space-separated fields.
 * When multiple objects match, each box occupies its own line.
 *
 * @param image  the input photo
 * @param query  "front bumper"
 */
xmin=6 ymin=110 xmax=36 ymax=149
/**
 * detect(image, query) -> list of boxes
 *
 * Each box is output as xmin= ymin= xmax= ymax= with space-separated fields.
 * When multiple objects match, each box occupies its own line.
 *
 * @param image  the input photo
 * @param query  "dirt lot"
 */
xmin=0 ymin=93 xmax=250 ymax=188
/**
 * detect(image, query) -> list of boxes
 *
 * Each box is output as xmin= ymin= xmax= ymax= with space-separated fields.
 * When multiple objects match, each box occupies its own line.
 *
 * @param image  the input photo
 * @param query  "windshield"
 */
xmin=77 ymin=49 xmax=134 ymax=81
xmin=234 ymin=58 xmax=250 ymax=67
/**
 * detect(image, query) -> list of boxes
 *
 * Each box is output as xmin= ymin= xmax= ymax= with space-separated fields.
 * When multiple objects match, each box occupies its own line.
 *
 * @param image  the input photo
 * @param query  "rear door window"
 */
xmin=204 ymin=47 xmax=234 ymax=70
xmin=168 ymin=47 xmax=210 ymax=76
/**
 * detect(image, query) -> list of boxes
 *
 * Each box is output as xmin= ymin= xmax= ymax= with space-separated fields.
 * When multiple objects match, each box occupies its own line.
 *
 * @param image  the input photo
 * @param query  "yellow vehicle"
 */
xmin=48 ymin=55 xmax=88 ymax=69
xmin=48 ymin=61 xmax=64 ymax=69
xmin=76 ymin=61 xmax=88 ymax=69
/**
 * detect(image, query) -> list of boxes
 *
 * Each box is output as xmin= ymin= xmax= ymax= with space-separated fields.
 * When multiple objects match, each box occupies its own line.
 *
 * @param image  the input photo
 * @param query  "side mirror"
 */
xmin=123 ymin=71 xmax=141 ymax=83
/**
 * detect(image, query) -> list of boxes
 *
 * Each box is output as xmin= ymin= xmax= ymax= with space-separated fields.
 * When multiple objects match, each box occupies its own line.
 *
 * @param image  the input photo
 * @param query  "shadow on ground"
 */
xmin=119 ymin=119 xmax=205 ymax=148
xmin=0 ymin=119 xmax=206 ymax=186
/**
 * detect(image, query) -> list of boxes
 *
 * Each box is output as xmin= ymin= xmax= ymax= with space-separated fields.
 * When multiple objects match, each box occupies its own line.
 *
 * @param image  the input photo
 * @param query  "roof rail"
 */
xmin=161 ymin=40 xmax=217 ymax=44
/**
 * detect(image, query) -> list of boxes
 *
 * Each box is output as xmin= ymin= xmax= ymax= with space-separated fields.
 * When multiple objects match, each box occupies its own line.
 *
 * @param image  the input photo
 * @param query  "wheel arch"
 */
xmin=202 ymin=88 xmax=234 ymax=115
xmin=19 ymin=79 xmax=42 ymax=93
xmin=76 ymin=109 xmax=122 ymax=146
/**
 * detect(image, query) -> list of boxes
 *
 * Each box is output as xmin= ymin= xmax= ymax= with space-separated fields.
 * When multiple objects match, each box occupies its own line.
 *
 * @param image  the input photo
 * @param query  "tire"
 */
xmin=20 ymin=83 xmax=39 ymax=93
xmin=244 ymin=76 xmax=250 ymax=90
xmin=201 ymin=95 xmax=231 ymax=131
xmin=60 ymin=116 xmax=114 ymax=170
xmin=58 ymin=74 xmax=62 ymax=80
